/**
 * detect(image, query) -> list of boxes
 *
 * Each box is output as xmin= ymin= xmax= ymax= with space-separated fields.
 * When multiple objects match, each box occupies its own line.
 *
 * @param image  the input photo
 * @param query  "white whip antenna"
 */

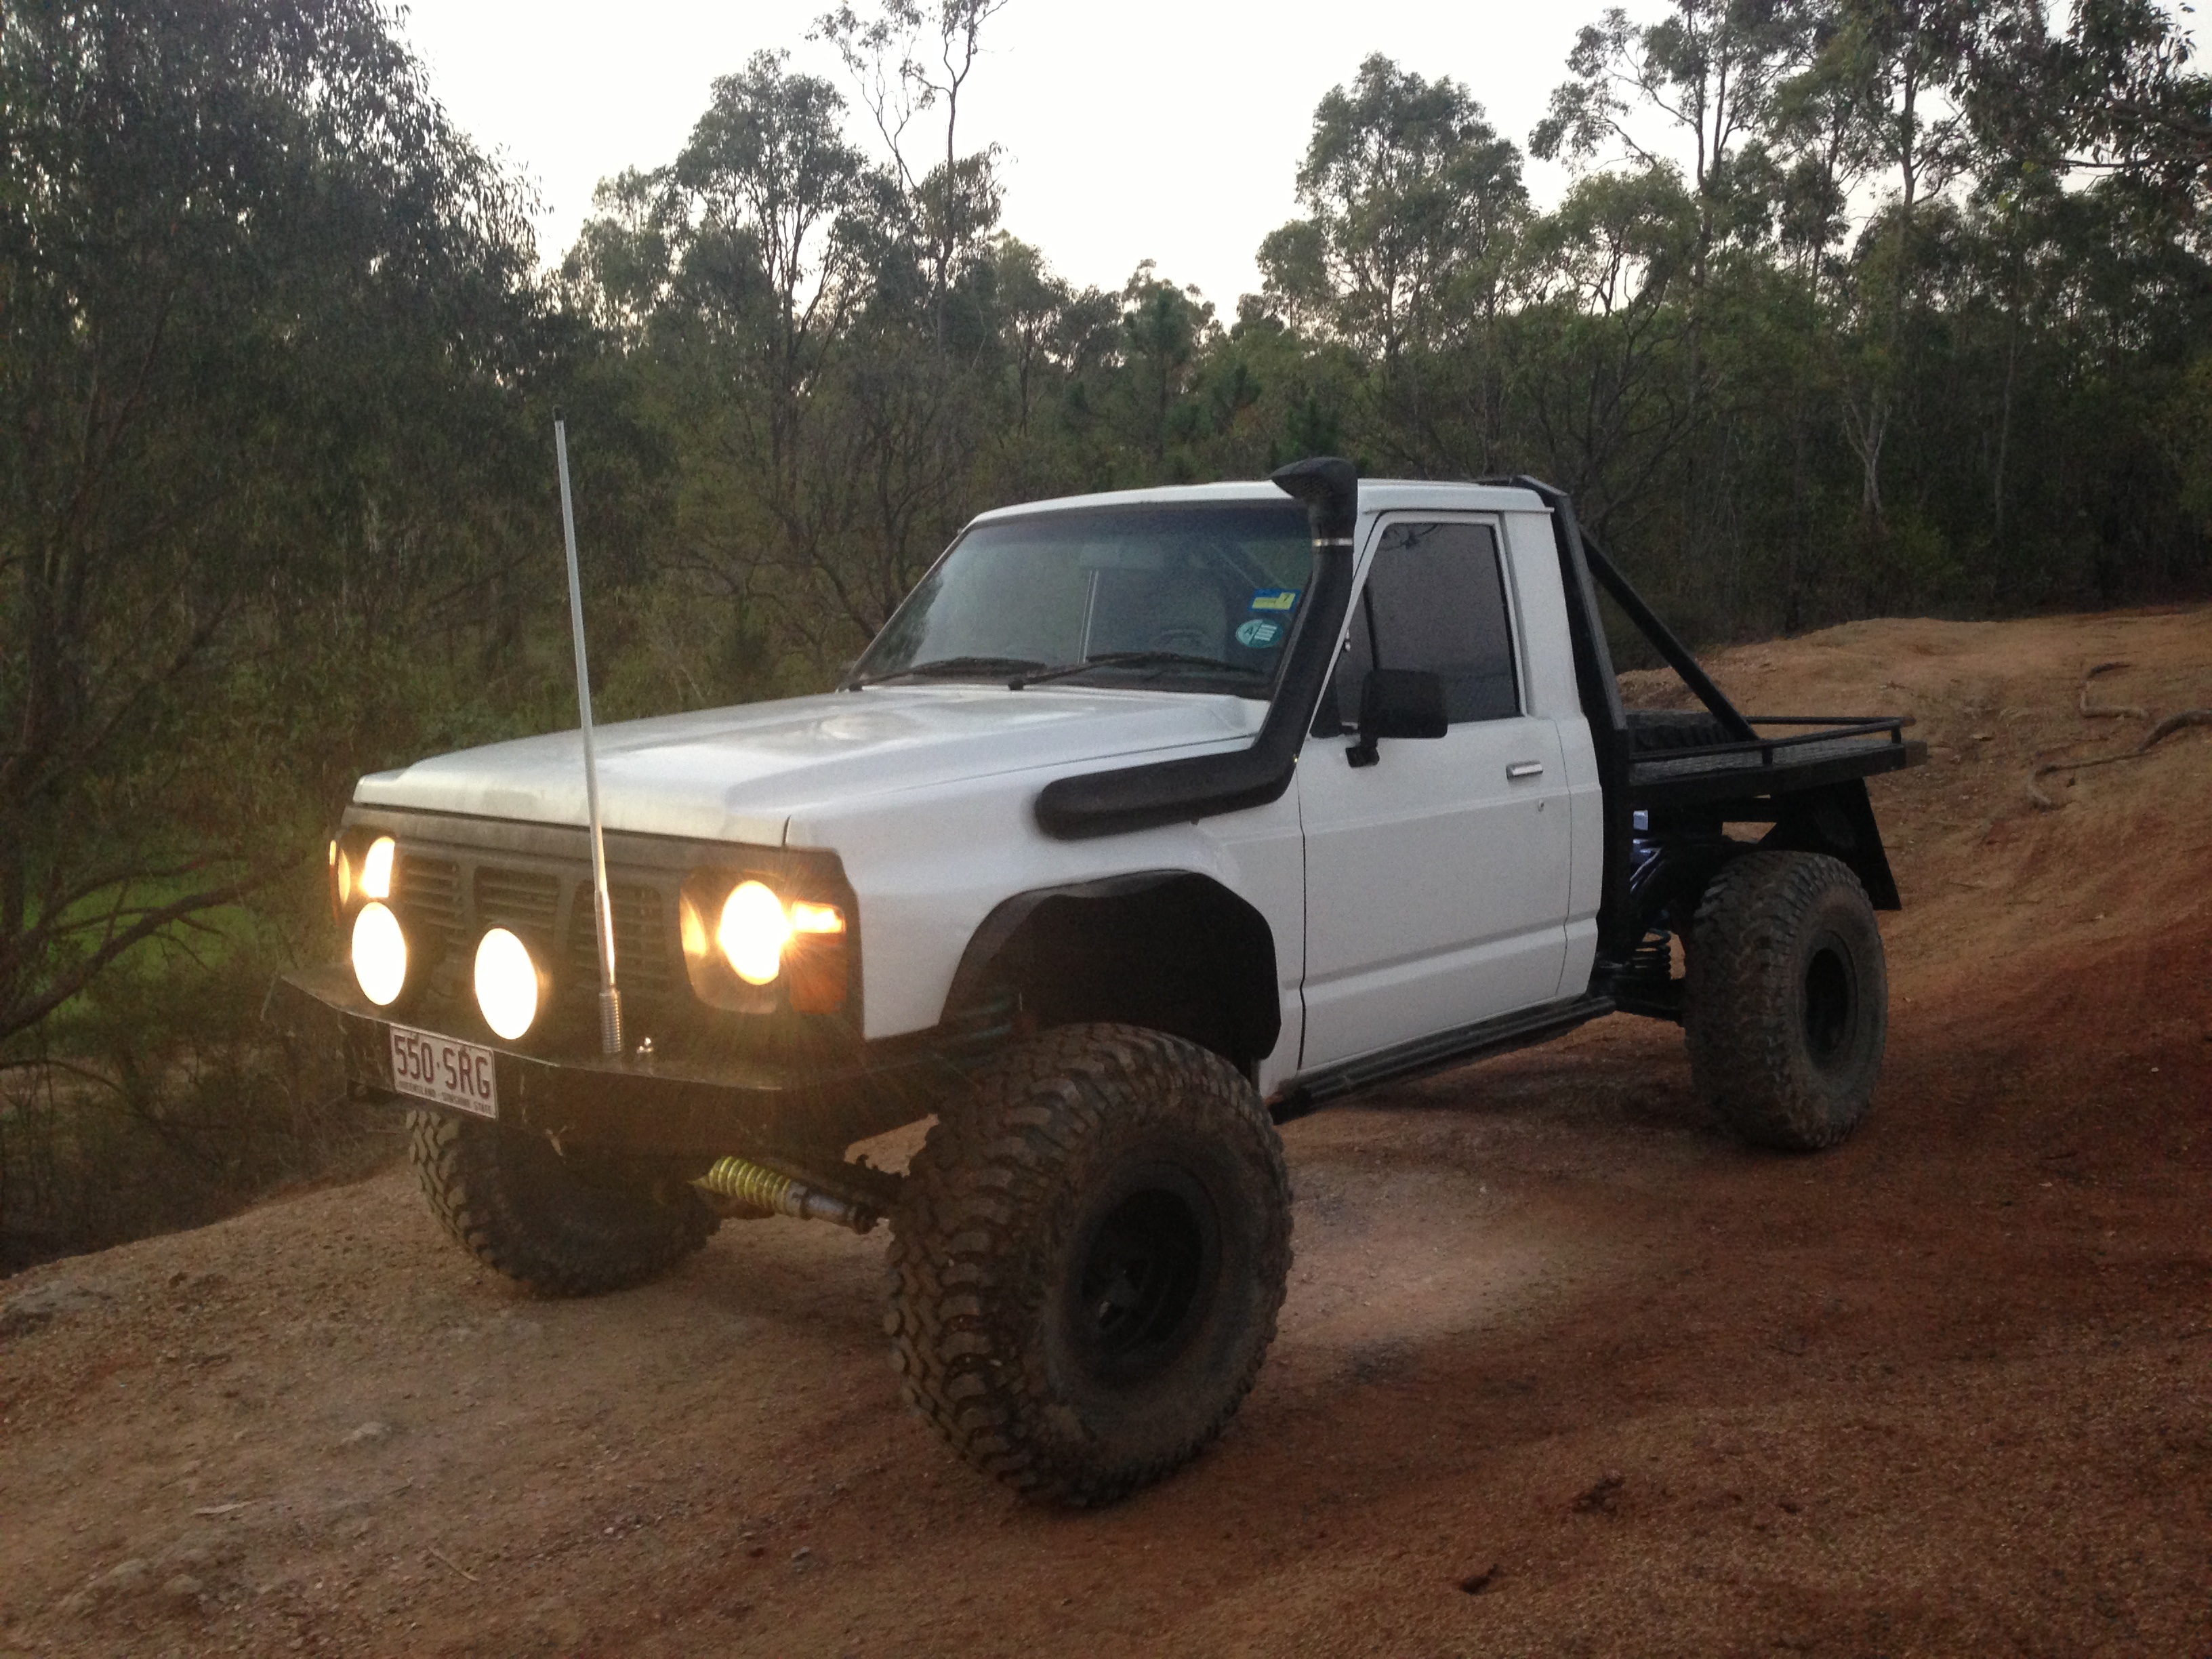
xmin=554 ymin=409 xmax=622 ymax=1056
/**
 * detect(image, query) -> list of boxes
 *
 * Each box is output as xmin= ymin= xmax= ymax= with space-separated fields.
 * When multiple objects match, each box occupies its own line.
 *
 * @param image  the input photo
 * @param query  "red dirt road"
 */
xmin=3 ymin=608 xmax=2210 ymax=1658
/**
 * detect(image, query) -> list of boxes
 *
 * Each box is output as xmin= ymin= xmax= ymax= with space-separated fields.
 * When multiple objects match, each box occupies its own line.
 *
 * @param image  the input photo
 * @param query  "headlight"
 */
xmin=472 ymin=927 xmax=539 ymax=1041
xmin=683 ymin=874 xmax=851 ymax=1012
xmin=360 ymin=836 xmax=396 ymax=901
xmin=329 ymin=830 xmax=393 ymax=919
xmin=350 ymin=901 xmax=408 ymax=1006
xmin=718 ymin=880 xmax=791 ymax=985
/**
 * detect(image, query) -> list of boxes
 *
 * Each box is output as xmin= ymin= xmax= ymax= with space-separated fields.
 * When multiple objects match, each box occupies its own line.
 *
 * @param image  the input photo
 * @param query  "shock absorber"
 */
xmin=694 ymin=1155 xmax=880 ymax=1233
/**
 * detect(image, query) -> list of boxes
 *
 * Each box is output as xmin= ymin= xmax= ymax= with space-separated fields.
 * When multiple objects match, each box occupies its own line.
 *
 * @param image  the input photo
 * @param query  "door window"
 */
xmin=1319 ymin=521 xmax=1519 ymax=733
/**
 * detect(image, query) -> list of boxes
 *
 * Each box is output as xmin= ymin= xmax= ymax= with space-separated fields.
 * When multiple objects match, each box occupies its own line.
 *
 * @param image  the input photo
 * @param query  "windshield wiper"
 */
xmin=846 ymin=654 xmax=1047 ymax=689
xmin=1008 ymin=651 xmax=1268 ymax=689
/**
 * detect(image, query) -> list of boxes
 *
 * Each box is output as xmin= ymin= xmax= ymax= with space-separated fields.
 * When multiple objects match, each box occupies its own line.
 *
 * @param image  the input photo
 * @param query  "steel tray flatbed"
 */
xmin=1488 ymin=474 xmax=1928 ymax=956
xmin=1626 ymin=716 xmax=1926 ymax=811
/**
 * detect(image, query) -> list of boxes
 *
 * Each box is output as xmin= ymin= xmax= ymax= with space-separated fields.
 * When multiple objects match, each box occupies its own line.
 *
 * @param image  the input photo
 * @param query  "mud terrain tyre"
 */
xmin=407 ymin=1110 xmax=716 ymax=1295
xmin=1686 ymin=852 xmax=1888 ymax=1151
xmin=886 ymin=1023 xmax=1292 ymax=1506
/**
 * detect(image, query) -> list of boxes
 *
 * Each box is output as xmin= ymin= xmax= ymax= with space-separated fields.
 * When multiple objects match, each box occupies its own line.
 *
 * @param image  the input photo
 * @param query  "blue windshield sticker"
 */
xmin=1234 ymin=618 xmax=1283 ymax=648
xmin=1250 ymin=588 xmax=1300 ymax=612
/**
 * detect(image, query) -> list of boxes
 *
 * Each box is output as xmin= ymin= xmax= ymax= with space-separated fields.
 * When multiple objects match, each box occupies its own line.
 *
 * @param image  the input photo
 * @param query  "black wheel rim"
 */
xmin=1803 ymin=935 xmax=1856 ymax=1066
xmin=1066 ymin=1164 xmax=1218 ymax=1387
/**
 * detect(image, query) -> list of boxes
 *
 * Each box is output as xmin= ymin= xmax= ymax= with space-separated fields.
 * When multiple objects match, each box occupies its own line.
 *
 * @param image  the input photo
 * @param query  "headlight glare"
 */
xmin=350 ymin=901 xmax=408 ymax=1006
xmin=682 ymin=872 xmax=851 ymax=1013
xmin=360 ymin=836 xmax=396 ymax=901
xmin=718 ymin=880 xmax=791 ymax=985
xmin=473 ymin=927 xmax=540 ymax=1041
xmin=789 ymin=899 xmax=845 ymax=935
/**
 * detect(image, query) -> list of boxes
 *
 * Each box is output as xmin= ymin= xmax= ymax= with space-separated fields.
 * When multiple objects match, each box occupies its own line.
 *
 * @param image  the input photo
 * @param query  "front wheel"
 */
xmin=408 ymin=1110 xmax=716 ymax=1295
xmin=1685 ymin=851 xmax=1889 ymax=1151
xmin=885 ymin=1024 xmax=1292 ymax=1506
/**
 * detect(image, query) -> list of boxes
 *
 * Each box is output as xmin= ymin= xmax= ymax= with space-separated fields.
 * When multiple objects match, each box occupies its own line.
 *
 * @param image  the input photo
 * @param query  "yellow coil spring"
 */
xmin=698 ymin=1155 xmax=796 ymax=1214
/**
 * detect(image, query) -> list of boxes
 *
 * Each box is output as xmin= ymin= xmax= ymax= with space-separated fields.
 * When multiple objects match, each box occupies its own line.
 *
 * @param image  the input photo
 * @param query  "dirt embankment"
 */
xmin=3 ymin=607 xmax=2210 ymax=1659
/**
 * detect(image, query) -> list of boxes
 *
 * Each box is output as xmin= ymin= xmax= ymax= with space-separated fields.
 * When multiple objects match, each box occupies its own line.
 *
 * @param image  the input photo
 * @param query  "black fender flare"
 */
xmin=940 ymin=870 xmax=1282 ymax=1066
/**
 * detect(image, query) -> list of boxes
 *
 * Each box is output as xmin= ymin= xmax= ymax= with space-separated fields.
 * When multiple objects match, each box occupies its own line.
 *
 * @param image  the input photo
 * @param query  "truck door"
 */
xmin=1296 ymin=516 xmax=1574 ymax=1070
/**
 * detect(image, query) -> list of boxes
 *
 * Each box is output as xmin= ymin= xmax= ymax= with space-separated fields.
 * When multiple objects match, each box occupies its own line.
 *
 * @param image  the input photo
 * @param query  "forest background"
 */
xmin=3 ymin=0 xmax=2209 ymax=1265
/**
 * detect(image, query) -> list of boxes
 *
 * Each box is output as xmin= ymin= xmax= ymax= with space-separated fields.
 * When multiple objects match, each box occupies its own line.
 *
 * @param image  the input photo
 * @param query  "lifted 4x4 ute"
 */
xmin=278 ymin=457 xmax=1925 ymax=1505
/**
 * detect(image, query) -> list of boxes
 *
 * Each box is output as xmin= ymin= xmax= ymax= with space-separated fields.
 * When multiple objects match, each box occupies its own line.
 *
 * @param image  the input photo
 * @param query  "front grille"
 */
xmin=394 ymin=855 xmax=464 ymax=949
xmin=389 ymin=850 xmax=677 ymax=1006
xmin=349 ymin=815 xmax=860 ymax=1042
xmin=474 ymin=865 xmax=561 ymax=937
xmin=567 ymin=881 xmax=675 ymax=1000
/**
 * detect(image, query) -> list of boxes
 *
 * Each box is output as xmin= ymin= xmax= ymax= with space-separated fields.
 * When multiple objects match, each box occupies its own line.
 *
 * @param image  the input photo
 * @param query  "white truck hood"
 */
xmin=352 ymin=685 xmax=1265 ymax=845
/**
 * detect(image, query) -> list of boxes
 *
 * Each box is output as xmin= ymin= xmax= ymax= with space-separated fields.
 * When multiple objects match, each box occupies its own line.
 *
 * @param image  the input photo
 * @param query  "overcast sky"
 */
xmin=395 ymin=0 xmax=1588 ymax=312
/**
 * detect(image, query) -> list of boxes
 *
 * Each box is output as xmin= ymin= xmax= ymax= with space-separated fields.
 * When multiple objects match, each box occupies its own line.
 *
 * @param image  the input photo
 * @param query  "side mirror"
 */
xmin=1348 ymin=669 xmax=1448 ymax=767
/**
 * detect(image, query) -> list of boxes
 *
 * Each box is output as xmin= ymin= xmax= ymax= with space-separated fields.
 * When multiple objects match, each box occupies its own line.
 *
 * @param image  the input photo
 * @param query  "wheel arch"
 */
xmin=941 ymin=872 xmax=1282 ymax=1075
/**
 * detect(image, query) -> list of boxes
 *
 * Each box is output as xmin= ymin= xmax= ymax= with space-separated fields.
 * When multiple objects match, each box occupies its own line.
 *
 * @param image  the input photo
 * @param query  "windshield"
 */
xmin=851 ymin=501 xmax=1315 ymax=697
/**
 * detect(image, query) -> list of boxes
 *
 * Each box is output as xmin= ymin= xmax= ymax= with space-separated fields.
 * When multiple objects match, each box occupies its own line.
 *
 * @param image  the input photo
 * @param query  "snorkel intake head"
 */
xmin=1270 ymin=455 xmax=1359 ymax=546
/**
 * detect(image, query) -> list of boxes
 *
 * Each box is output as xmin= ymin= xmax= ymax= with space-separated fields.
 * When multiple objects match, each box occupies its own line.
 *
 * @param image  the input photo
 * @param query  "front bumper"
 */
xmin=268 ymin=966 xmax=960 ymax=1160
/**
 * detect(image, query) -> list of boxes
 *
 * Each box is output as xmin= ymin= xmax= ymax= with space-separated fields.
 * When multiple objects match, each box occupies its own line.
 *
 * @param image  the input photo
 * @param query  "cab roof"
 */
xmin=964 ymin=477 xmax=1550 ymax=528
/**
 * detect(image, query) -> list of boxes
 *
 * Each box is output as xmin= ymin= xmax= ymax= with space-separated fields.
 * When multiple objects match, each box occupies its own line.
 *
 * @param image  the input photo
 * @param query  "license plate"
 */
xmin=388 ymin=1023 xmax=498 ymax=1119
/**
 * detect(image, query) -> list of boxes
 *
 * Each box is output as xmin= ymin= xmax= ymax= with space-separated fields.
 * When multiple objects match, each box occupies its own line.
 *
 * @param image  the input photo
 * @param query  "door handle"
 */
xmin=1506 ymin=761 xmax=1544 ymax=779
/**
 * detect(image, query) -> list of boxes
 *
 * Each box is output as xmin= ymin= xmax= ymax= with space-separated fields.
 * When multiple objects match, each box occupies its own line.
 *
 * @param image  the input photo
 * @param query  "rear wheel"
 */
xmin=408 ymin=1110 xmax=716 ymax=1295
xmin=885 ymin=1023 xmax=1291 ymax=1506
xmin=1685 ymin=852 xmax=1889 ymax=1151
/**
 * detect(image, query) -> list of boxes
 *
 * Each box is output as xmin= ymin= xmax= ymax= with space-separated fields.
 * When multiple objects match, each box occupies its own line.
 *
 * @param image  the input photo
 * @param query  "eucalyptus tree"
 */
xmin=665 ymin=52 xmax=872 ymax=407
xmin=1528 ymin=3 xmax=1824 ymax=609
xmin=1533 ymin=0 xmax=1821 ymax=285
xmin=577 ymin=53 xmax=884 ymax=665
xmin=1265 ymin=55 xmax=1528 ymax=361
xmin=1256 ymin=55 xmax=1528 ymax=472
xmin=986 ymin=237 xmax=1075 ymax=442
xmin=1502 ymin=166 xmax=1700 ymax=526
xmin=1975 ymin=0 xmax=2212 ymax=217
xmin=812 ymin=0 xmax=1010 ymax=352
xmin=557 ymin=170 xmax=678 ymax=346
xmin=565 ymin=37 xmax=1023 ymax=674
xmin=1796 ymin=1 xmax=1990 ymax=527
xmin=2005 ymin=0 xmax=2209 ymax=558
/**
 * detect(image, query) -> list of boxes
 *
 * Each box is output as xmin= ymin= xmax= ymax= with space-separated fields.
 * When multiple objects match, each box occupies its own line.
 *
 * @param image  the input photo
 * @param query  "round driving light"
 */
xmin=360 ymin=836 xmax=396 ymax=901
xmin=334 ymin=845 xmax=353 ymax=907
xmin=350 ymin=901 xmax=408 ymax=1007
xmin=473 ymin=927 xmax=539 ymax=1042
xmin=718 ymin=880 xmax=791 ymax=985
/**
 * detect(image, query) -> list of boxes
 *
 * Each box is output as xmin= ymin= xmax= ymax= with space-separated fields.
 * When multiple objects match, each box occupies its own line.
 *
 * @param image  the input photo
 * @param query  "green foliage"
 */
xmin=1271 ymin=54 xmax=1526 ymax=359
xmin=0 ymin=0 xmax=552 ymax=1050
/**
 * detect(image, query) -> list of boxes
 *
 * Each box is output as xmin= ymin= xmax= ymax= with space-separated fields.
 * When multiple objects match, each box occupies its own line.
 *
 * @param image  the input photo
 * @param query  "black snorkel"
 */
xmin=1032 ymin=457 xmax=1359 ymax=840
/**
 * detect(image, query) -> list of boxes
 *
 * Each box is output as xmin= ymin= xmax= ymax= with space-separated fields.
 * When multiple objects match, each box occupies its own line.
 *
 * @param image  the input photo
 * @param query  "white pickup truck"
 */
xmin=281 ymin=457 xmax=1924 ymax=1504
